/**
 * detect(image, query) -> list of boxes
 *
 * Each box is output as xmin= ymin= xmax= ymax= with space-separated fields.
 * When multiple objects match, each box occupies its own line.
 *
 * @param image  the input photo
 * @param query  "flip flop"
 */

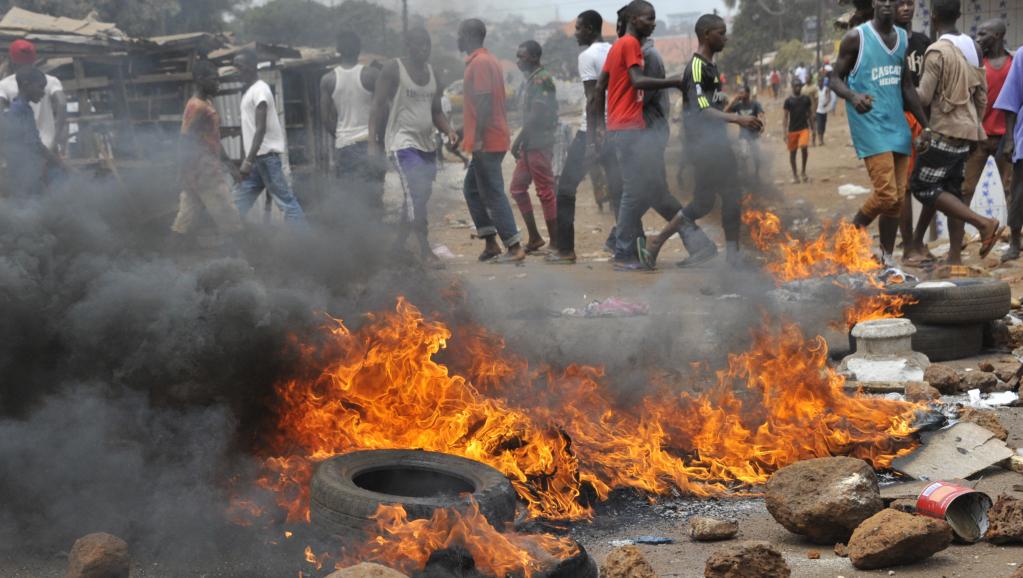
xmin=478 ymin=249 xmax=501 ymax=262
xmin=524 ymin=240 xmax=547 ymax=254
xmin=491 ymin=253 xmax=526 ymax=264
xmin=544 ymin=253 xmax=577 ymax=264
xmin=613 ymin=260 xmax=652 ymax=272
xmin=980 ymin=225 xmax=1006 ymax=259
xmin=636 ymin=238 xmax=657 ymax=270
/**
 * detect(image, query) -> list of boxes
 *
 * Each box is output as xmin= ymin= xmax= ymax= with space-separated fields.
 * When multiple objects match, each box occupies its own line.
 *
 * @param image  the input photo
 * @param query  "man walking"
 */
xmin=458 ymin=18 xmax=525 ymax=263
xmin=172 ymin=61 xmax=244 ymax=247
xmin=547 ymin=10 xmax=618 ymax=265
xmin=726 ymin=85 xmax=765 ymax=182
xmin=368 ymin=28 xmax=458 ymax=267
xmin=510 ymin=40 xmax=559 ymax=254
xmin=903 ymin=0 xmax=1002 ymax=265
xmin=963 ymin=19 xmax=1013 ymax=202
xmin=320 ymin=30 xmax=382 ymax=212
xmin=0 ymin=68 xmax=62 ymax=197
xmin=814 ymin=73 xmax=836 ymax=146
xmin=784 ymin=78 xmax=813 ymax=183
xmin=896 ymin=0 xmax=932 ymax=252
xmin=994 ymin=31 xmax=1023 ymax=260
xmin=0 ymin=40 xmax=67 ymax=157
xmin=232 ymin=50 xmax=307 ymax=226
xmin=830 ymin=0 xmax=928 ymax=266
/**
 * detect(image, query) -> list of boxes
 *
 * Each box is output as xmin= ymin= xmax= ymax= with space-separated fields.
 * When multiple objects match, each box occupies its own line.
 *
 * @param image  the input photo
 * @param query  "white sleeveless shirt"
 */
xmin=939 ymin=33 xmax=980 ymax=67
xmin=332 ymin=64 xmax=373 ymax=149
xmin=385 ymin=60 xmax=438 ymax=153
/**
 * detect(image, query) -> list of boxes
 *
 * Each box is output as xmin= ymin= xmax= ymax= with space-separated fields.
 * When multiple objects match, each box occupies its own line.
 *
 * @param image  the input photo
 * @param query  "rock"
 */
xmin=806 ymin=551 xmax=820 ymax=560
xmin=986 ymin=495 xmax=1023 ymax=544
xmin=847 ymin=509 xmax=952 ymax=570
xmin=888 ymin=499 xmax=917 ymax=514
xmin=962 ymin=371 xmax=999 ymax=393
xmin=329 ymin=564 xmax=409 ymax=578
xmin=704 ymin=541 xmax=791 ymax=578
xmin=834 ymin=543 xmax=848 ymax=558
xmin=765 ymin=457 xmax=883 ymax=544
xmin=689 ymin=517 xmax=739 ymax=542
xmin=1011 ymin=567 xmax=1023 ymax=578
xmin=958 ymin=408 xmax=1009 ymax=441
xmin=923 ymin=364 xmax=961 ymax=395
xmin=979 ymin=361 xmax=996 ymax=372
xmin=65 ymin=533 xmax=129 ymax=578
xmin=601 ymin=546 xmax=657 ymax=578
xmin=994 ymin=362 xmax=1022 ymax=383
xmin=904 ymin=381 xmax=941 ymax=403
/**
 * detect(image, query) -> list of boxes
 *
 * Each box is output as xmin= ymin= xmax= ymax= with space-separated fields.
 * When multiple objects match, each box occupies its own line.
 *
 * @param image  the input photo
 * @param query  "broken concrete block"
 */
xmin=904 ymin=381 xmax=941 ymax=402
xmin=892 ymin=422 xmax=1014 ymax=481
xmin=327 ymin=564 xmax=409 ymax=578
xmin=985 ymin=495 xmax=1023 ymax=544
xmin=689 ymin=517 xmax=739 ymax=542
xmin=840 ymin=319 xmax=929 ymax=382
xmin=848 ymin=509 xmax=952 ymax=570
xmin=958 ymin=407 xmax=1009 ymax=441
xmin=601 ymin=546 xmax=657 ymax=578
xmin=924 ymin=364 xmax=961 ymax=395
xmin=765 ymin=457 xmax=883 ymax=544
xmin=65 ymin=533 xmax=129 ymax=578
xmin=704 ymin=541 xmax=791 ymax=578
xmin=963 ymin=371 xmax=999 ymax=393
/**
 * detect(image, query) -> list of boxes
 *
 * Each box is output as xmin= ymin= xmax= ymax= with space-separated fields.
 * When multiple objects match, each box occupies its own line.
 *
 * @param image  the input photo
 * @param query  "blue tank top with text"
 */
xmin=846 ymin=23 xmax=911 ymax=158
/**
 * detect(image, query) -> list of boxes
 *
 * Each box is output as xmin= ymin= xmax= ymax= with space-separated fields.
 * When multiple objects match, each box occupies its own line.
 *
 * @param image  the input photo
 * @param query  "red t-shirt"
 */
xmin=463 ymin=48 xmax=510 ymax=152
xmin=984 ymin=55 xmax=1013 ymax=137
xmin=602 ymin=35 xmax=645 ymax=132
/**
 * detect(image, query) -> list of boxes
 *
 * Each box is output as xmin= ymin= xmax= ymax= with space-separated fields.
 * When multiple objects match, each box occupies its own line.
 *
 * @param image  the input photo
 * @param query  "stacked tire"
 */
xmin=881 ymin=278 xmax=1012 ymax=362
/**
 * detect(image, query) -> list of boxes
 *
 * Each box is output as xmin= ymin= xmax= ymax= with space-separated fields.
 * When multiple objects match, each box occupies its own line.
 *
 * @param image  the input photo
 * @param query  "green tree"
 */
xmin=718 ymin=0 xmax=843 ymax=75
xmin=772 ymin=38 xmax=814 ymax=73
xmin=234 ymin=0 xmax=400 ymax=56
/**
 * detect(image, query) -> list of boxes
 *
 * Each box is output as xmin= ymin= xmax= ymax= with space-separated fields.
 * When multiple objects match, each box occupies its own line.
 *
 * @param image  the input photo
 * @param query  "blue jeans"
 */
xmin=234 ymin=153 xmax=307 ymax=226
xmin=462 ymin=151 xmax=521 ymax=247
xmin=611 ymin=130 xmax=660 ymax=261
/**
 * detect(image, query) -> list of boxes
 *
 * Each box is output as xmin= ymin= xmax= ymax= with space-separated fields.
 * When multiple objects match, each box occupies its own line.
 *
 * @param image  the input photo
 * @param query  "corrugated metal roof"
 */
xmin=0 ymin=7 xmax=125 ymax=39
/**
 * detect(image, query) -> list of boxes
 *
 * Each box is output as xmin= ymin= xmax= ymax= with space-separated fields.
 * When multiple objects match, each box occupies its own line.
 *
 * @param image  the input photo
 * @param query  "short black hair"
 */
xmin=578 ymin=10 xmax=603 ymax=32
xmin=519 ymin=40 xmax=542 ymax=59
xmin=15 ymin=67 xmax=44 ymax=92
xmin=695 ymin=14 xmax=725 ymax=38
xmin=337 ymin=29 xmax=362 ymax=58
xmin=192 ymin=59 xmax=218 ymax=81
xmin=461 ymin=19 xmax=487 ymax=42
xmin=626 ymin=0 xmax=653 ymax=17
xmin=931 ymin=0 xmax=961 ymax=23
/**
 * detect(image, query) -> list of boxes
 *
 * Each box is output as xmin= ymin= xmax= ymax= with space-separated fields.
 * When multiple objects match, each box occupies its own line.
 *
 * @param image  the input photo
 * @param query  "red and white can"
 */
xmin=916 ymin=481 xmax=993 ymax=543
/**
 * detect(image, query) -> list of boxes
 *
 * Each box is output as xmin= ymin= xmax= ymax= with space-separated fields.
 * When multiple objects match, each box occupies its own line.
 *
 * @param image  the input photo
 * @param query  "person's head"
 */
xmin=738 ymin=85 xmax=750 ymax=102
xmin=192 ymin=59 xmax=219 ymax=96
xmin=457 ymin=19 xmax=486 ymax=53
xmin=976 ymin=18 xmax=1007 ymax=57
xmin=9 ymin=39 xmax=36 ymax=70
xmin=895 ymin=0 xmax=915 ymax=27
xmin=872 ymin=0 xmax=898 ymax=25
xmin=516 ymin=40 xmax=542 ymax=73
xmin=695 ymin=14 xmax=727 ymax=53
xmin=336 ymin=30 xmax=362 ymax=64
xmin=233 ymin=49 xmax=259 ymax=83
xmin=575 ymin=10 xmax=603 ymax=46
xmin=626 ymin=0 xmax=656 ymax=39
xmin=930 ymin=0 xmax=961 ymax=28
xmin=15 ymin=67 xmax=45 ymax=103
xmin=615 ymin=5 xmax=628 ymax=38
xmin=405 ymin=27 xmax=432 ymax=64
xmin=791 ymin=78 xmax=803 ymax=95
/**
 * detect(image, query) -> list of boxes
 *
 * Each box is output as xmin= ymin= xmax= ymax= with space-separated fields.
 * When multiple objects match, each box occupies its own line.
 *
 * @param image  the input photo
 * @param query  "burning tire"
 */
xmin=310 ymin=450 xmax=517 ymax=540
xmin=885 ymin=278 xmax=1010 ymax=325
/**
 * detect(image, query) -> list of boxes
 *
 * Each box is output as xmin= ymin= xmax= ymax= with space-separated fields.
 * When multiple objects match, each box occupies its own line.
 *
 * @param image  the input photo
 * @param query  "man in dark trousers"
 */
xmin=0 ymin=68 xmax=61 ymax=197
xmin=783 ymin=78 xmax=813 ymax=184
xmin=963 ymin=19 xmax=1013 ymax=207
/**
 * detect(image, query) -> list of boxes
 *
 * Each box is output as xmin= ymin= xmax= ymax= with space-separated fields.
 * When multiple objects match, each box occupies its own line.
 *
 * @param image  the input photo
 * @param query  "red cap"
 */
xmin=9 ymin=40 xmax=37 ymax=65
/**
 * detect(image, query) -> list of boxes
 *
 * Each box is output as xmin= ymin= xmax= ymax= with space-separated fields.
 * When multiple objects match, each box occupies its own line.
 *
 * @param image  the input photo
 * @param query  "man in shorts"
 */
xmin=783 ymin=78 xmax=813 ymax=183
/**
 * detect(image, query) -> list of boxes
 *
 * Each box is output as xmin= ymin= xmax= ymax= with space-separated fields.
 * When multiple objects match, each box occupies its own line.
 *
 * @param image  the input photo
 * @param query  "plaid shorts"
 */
xmin=909 ymin=134 xmax=972 ymax=205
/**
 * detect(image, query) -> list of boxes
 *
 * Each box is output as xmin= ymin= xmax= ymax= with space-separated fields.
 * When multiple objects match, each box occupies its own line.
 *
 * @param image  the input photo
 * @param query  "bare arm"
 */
xmin=368 ymin=61 xmax=399 ymax=157
xmin=242 ymin=101 xmax=268 ymax=175
xmin=432 ymin=73 xmax=457 ymax=143
xmin=626 ymin=66 xmax=683 ymax=91
xmin=50 ymin=89 xmax=67 ymax=155
xmin=782 ymin=106 xmax=789 ymax=134
xmin=830 ymin=30 xmax=873 ymax=113
xmin=1004 ymin=112 xmax=1017 ymax=162
xmin=589 ymin=72 xmax=608 ymax=143
xmin=901 ymin=56 xmax=928 ymax=129
xmin=320 ymin=72 xmax=337 ymax=136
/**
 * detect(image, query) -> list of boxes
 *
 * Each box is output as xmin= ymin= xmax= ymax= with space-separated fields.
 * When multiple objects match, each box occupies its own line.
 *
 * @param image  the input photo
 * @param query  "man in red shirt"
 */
xmin=458 ymin=18 xmax=525 ymax=263
xmin=964 ymin=18 xmax=1013 ymax=201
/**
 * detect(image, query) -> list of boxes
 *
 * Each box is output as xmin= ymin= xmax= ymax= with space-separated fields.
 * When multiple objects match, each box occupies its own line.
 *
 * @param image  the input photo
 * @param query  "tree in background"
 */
xmin=719 ymin=0 xmax=843 ymax=76
xmin=234 ymin=0 xmax=400 ymax=57
xmin=541 ymin=31 xmax=579 ymax=80
xmin=0 ymin=0 xmax=237 ymax=36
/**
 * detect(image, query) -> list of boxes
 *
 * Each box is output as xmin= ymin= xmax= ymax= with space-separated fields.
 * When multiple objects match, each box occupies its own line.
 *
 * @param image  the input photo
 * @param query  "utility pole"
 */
xmin=402 ymin=0 xmax=409 ymax=36
xmin=815 ymin=0 xmax=823 ymax=71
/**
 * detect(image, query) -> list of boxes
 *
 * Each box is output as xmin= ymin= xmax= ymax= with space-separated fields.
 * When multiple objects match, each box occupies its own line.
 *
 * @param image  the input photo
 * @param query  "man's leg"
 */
xmin=258 ymin=155 xmax=308 ymax=226
xmin=612 ymin=131 xmax=655 ymax=263
xmin=859 ymin=153 xmax=901 ymax=260
xmin=462 ymin=154 xmax=502 ymax=259
xmin=172 ymin=189 xmax=202 ymax=236
xmin=509 ymin=154 xmax=544 ymax=250
xmin=788 ymin=135 xmax=799 ymax=182
xmin=602 ymin=140 xmax=624 ymax=252
xmin=1005 ymin=159 xmax=1023 ymax=261
xmin=529 ymin=149 xmax=558 ymax=251
xmin=407 ymin=151 xmax=439 ymax=261
xmin=551 ymin=132 xmax=588 ymax=260
xmin=195 ymin=173 xmax=244 ymax=238
xmin=475 ymin=152 xmax=524 ymax=259
xmin=800 ymin=145 xmax=809 ymax=180
xmin=234 ymin=165 xmax=266 ymax=220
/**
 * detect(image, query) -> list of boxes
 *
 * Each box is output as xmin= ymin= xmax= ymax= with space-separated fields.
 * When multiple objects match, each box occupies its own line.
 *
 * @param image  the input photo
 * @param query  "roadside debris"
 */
xmin=924 ymin=364 xmax=963 ymax=394
xmin=962 ymin=371 xmax=999 ymax=393
xmin=328 ymin=563 xmax=410 ymax=578
xmin=689 ymin=517 xmax=739 ymax=542
xmin=765 ymin=457 xmax=883 ymax=544
xmin=847 ymin=509 xmax=952 ymax=570
xmin=916 ymin=481 xmax=993 ymax=543
xmin=703 ymin=541 xmax=790 ymax=578
xmin=967 ymin=389 xmax=1020 ymax=408
xmin=601 ymin=546 xmax=657 ymax=578
xmin=834 ymin=543 xmax=849 ymax=557
xmin=985 ymin=496 xmax=1023 ymax=544
xmin=840 ymin=319 xmax=928 ymax=384
xmin=608 ymin=536 xmax=673 ymax=547
xmin=838 ymin=183 xmax=871 ymax=197
xmin=904 ymin=381 xmax=941 ymax=402
xmin=892 ymin=422 xmax=1014 ymax=481
xmin=65 ymin=533 xmax=130 ymax=578
xmin=958 ymin=408 xmax=1009 ymax=441
xmin=562 ymin=297 xmax=649 ymax=318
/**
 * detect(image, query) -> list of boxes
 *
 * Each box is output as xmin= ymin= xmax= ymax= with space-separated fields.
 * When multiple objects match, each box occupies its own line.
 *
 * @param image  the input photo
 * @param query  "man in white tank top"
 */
xmin=368 ymin=28 xmax=458 ymax=268
xmin=319 ymin=31 xmax=383 ymax=213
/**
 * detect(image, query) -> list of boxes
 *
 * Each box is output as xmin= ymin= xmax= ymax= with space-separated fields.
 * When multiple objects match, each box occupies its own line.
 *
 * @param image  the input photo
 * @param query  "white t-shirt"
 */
xmin=240 ymin=80 xmax=286 ymax=156
xmin=795 ymin=66 xmax=808 ymax=83
xmin=577 ymin=41 xmax=612 ymax=132
xmin=0 ymin=73 xmax=63 ymax=149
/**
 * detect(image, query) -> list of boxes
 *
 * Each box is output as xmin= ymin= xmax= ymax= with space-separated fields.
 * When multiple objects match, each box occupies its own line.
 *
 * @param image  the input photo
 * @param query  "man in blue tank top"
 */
xmin=830 ymin=0 xmax=929 ymax=265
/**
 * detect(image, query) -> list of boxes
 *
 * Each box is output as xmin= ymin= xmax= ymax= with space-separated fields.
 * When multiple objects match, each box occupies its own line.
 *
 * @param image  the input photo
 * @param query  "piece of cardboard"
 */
xmin=892 ymin=422 xmax=1014 ymax=481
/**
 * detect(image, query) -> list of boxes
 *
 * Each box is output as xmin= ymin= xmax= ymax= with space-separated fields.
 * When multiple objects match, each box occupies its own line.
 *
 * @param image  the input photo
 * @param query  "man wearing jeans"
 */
xmin=458 ymin=19 xmax=524 ymax=263
xmin=233 ymin=50 xmax=307 ymax=226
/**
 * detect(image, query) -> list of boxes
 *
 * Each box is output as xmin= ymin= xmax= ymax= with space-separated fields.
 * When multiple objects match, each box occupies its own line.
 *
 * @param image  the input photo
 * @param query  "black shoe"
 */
xmin=1002 ymin=245 xmax=1021 ymax=263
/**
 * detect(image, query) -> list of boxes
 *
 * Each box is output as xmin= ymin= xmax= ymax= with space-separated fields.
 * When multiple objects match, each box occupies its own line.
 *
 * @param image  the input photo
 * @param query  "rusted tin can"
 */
xmin=916 ymin=481 xmax=993 ymax=543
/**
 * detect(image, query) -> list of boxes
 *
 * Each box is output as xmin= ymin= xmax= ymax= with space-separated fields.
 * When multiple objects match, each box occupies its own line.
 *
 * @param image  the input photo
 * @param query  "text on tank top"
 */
xmin=385 ymin=60 xmax=437 ymax=153
xmin=332 ymin=64 xmax=373 ymax=148
xmin=846 ymin=22 xmax=911 ymax=158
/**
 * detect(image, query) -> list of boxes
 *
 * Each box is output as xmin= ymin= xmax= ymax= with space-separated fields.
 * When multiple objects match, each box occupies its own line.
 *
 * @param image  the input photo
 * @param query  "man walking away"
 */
xmin=547 ymin=10 xmax=618 ymax=265
xmin=903 ymin=0 xmax=1002 ymax=265
xmin=963 ymin=19 xmax=1013 ymax=208
xmin=784 ymin=79 xmax=813 ymax=183
xmin=320 ymin=30 xmax=382 ymax=213
xmin=510 ymin=40 xmax=559 ymax=254
xmin=726 ymin=85 xmax=765 ymax=182
xmin=815 ymin=74 xmax=836 ymax=146
xmin=830 ymin=0 xmax=929 ymax=266
xmin=232 ymin=50 xmax=307 ymax=227
xmin=770 ymin=69 xmax=781 ymax=99
xmin=0 ymin=40 xmax=67 ymax=158
xmin=172 ymin=61 xmax=244 ymax=247
xmin=458 ymin=19 xmax=525 ymax=263
xmin=895 ymin=0 xmax=932 ymax=253
xmin=369 ymin=28 xmax=459 ymax=268
xmin=0 ymin=68 xmax=62 ymax=197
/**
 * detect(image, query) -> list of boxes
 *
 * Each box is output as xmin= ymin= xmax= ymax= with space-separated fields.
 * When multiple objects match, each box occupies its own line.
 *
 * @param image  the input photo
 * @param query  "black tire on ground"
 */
xmin=540 ymin=543 xmax=599 ymax=578
xmin=910 ymin=323 xmax=984 ymax=362
xmin=885 ymin=278 xmax=1010 ymax=325
xmin=310 ymin=450 xmax=518 ymax=542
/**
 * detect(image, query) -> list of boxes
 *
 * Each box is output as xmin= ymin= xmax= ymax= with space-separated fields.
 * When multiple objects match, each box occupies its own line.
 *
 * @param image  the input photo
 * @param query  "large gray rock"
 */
xmin=64 ymin=533 xmax=129 ymax=578
xmin=704 ymin=541 xmax=790 ymax=578
xmin=923 ymin=364 xmax=961 ymax=394
xmin=765 ymin=457 xmax=883 ymax=544
xmin=848 ymin=509 xmax=952 ymax=570
xmin=689 ymin=516 xmax=739 ymax=542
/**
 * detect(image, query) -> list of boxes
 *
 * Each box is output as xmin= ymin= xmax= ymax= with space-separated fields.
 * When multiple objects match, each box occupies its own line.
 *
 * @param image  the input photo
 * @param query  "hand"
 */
xmin=240 ymin=159 xmax=253 ymax=177
xmin=447 ymin=129 xmax=460 ymax=150
xmin=229 ymin=164 xmax=243 ymax=183
xmin=511 ymin=139 xmax=523 ymax=160
xmin=736 ymin=115 xmax=763 ymax=132
xmin=851 ymin=93 xmax=873 ymax=114
xmin=914 ymin=129 xmax=933 ymax=154
xmin=671 ymin=74 xmax=685 ymax=90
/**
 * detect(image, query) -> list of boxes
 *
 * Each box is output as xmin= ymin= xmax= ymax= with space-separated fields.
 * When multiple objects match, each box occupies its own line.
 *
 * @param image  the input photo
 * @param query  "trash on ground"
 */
xmin=563 ymin=298 xmax=649 ymax=318
xmin=967 ymin=389 xmax=1019 ymax=408
xmin=607 ymin=536 xmax=673 ymax=547
xmin=916 ymin=481 xmax=992 ymax=543
xmin=431 ymin=244 xmax=456 ymax=259
xmin=892 ymin=422 xmax=1014 ymax=481
xmin=838 ymin=184 xmax=871 ymax=197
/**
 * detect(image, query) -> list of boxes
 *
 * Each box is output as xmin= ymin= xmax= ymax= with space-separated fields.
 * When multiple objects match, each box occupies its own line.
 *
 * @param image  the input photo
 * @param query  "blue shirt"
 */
xmin=845 ymin=23 xmax=912 ymax=159
xmin=2 ymin=97 xmax=47 ymax=195
xmin=995 ymin=46 xmax=1023 ymax=162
